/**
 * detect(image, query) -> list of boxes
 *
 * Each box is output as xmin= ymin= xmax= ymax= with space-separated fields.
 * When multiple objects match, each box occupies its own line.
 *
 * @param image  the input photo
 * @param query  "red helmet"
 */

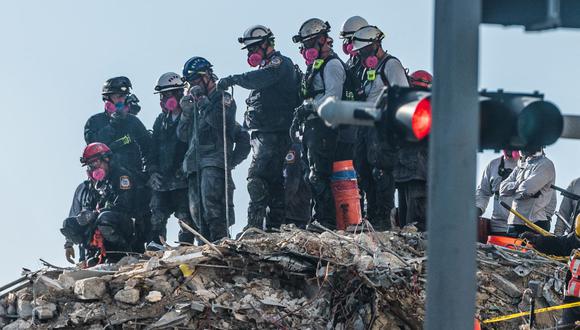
xmin=81 ymin=143 xmax=112 ymax=165
xmin=410 ymin=70 xmax=433 ymax=88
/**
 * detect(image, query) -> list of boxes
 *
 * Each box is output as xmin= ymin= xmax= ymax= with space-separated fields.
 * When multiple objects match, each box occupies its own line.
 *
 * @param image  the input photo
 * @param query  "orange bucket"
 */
xmin=331 ymin=160 xmax=362 ymax=230
xmin=487 ymin=235 xmax=530 ymax=251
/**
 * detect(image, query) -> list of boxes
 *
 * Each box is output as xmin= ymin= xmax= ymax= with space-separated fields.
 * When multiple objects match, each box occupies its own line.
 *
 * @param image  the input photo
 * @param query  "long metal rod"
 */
xmin=426 ymin=0 xmax=481 ymax=328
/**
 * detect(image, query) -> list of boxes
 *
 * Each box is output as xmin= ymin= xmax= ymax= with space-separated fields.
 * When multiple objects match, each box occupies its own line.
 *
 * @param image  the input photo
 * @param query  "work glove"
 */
xmin=217 ymin=75 xmax=236 ymax=91
xmin=180 ymin=94 xmax=196 ymax=116
xmin=294 ymin=102 xmax=315 ymax=120
xmin=65 ymin=247 xmax=75 ymax=264
xmin=519 ymin=232 xmax=540 ymax=245
xmin=149 ymin=172 xmax=163 ymax=190
xmin=125 ymin=94 xmax=141 ymax=115
xmin=110 ymin=111 xmax=128 ymax=128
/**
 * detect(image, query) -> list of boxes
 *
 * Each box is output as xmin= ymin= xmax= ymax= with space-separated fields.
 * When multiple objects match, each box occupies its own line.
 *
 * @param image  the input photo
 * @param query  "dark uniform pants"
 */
xmin=368 ymin=168 xmax=395 ymax=231
xmin=188 ymin=167 xmax=235 ymax=242
xmin=397 ymin=180 xmax=427 ymax=231
xmin=132 ymin=181 xmax=152 ymax=253
xmin=303 ymin=118 xmax=337 ymax=229
xmin=150 ymin=188 xmax=195 ymax=244
xmin=247 ymin=132 xmax=290 ymax=230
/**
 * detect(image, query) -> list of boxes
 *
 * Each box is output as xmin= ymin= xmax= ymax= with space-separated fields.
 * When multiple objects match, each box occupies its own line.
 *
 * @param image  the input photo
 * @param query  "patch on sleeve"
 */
xmin=285 ymin=150 xmax=296 ymax=164
xmin=268 ymin=56 xmax=282 ymax=67
xmin=119 ymin=176 xmax=131 ymax=190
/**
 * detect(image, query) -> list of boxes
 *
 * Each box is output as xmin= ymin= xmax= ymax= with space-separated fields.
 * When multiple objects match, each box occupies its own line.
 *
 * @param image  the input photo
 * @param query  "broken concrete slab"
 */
xmin=74 ymin=277 xmax=107 ymax=300
xmin=114 ymin=288 xmax=140 ymax=305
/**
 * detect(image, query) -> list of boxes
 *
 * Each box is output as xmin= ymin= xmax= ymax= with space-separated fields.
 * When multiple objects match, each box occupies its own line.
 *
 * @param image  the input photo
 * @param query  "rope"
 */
xmin=222 ymin=88 xmax=231 ymax=238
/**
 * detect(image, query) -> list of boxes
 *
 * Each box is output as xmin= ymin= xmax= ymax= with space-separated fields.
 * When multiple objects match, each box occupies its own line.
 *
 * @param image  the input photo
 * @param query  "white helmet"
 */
xmin=351 ymin=25 xmax=384 ymax=51
xmin=292 ymin=18 xmax=331 ymax=43
xmin=154 ymin=72 xmax=185 ymax=94
xmin=238 ymin=25 xmax=274 ymax=50
xmin=340 ymin=16 xmax=368 ymax=39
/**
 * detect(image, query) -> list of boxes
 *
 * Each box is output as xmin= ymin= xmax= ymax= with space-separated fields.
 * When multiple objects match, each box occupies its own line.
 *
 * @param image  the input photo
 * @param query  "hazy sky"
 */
xmin=0 ymin=0 xmax=579 ymax=284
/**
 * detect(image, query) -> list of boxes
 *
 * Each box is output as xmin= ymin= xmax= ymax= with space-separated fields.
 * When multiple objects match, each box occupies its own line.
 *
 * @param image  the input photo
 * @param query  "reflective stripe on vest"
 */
xmin=566 ymin=252 xmax=580 ymax=298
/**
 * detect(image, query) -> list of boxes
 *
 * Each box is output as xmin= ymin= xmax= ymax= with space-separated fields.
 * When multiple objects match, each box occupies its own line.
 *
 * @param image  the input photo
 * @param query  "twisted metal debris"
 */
xmin=0 ymin=224 xmax=567 ymax=329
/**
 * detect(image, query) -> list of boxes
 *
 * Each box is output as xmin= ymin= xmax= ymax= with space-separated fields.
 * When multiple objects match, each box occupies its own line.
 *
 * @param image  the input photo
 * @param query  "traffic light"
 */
xmin=318 ymin=87 xmax=563 ymax=150
xmin=318 ymin=86 xmax=432 ymax=142
xmin=479 ymin=90 xmax=563 ymax=150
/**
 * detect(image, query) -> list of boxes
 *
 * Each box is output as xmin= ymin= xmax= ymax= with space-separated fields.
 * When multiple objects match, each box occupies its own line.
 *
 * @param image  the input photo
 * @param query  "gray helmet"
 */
xmin=352 ymin=25 xmax=384 ymax=51
xmin=238 ymin=25 xmax=274 ymax=50
xmin=340 ymin=16 xmax=368 ymax=39
xmin=154 ymin=72 xmax=185 ymax=94
xmin=292 ymin=18 xmax=331 ymax=43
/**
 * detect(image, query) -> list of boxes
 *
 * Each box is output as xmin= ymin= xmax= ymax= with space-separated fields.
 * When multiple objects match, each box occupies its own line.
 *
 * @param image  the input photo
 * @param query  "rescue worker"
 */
xmin=555 ymin=177 xmax=580 ymax=236
xmin=499 ymin=148 xmax=556 ymax=236
xmin=290 ymin=18 xmax=350 ymax=229
xmin=217 ymin=25 xmax=300 ymax=230
xmin=521 ymin=221 xmax=580 ymax=327
xmin=283 ymin=143 xmax=312 ymax=227
xmin=393 ymin=70 xmax=432 ymax=231
xmin=340 ymin=16 xmax=371 ymax=218
xmin=476 ymin=149 xmax=519 ymax=234
xmin=148 ymin=72 xmax=196 ymax=247
xmin=84 ymin=76 xmax=151 ymax=173
xmin=84 ymin=76 xmax=152 ymax=252
xmin=177 ymin=57 xmax=237 ymax=242
xmin=61 ymin=143 xmax=135 ymax=265
xmin=334 ymin=16 xmax=368 ymax=162
xmin=352 ymin=25 xmax=409 ymax=230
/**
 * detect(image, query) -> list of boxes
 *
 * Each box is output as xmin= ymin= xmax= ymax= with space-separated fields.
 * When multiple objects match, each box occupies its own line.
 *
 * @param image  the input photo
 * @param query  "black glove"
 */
xmin=519 ymin=232 xmax=540 ymax=244
xmin=294 ymin=103 xmax=315 ymax=120
xmin=217 ymin=75 xmax=236 ymax=91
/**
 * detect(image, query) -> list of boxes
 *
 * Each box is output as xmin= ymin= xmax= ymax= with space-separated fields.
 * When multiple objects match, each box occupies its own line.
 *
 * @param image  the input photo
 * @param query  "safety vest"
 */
xmin=566 ymin=250 xmax=580 ymax=298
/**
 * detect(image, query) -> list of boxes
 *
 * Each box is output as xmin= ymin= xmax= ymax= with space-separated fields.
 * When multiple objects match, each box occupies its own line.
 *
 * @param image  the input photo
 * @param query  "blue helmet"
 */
xmin=182 ymin=57 xmax=213 ymax=82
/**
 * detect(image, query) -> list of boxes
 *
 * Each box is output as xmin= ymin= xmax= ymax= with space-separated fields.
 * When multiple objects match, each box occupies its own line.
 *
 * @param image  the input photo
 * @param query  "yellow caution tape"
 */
xmin=482 ymin=301 xmax=580 ymax=324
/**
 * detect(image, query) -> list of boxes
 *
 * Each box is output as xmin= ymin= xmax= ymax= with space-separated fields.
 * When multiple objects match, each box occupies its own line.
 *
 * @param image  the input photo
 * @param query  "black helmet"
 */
xmin=102 ymin=76 xmax=132 ymax=95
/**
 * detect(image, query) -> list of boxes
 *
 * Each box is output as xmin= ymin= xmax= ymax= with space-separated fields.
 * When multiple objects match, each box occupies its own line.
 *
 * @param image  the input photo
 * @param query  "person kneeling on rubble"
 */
xmin=60 ymin=143 xmax=135 ymax=266
xmin=521 ymin=220 xmax=580 ymax=328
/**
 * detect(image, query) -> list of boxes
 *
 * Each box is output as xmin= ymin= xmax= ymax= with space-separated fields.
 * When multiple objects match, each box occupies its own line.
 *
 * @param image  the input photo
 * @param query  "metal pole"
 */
xmin=426 ymin=0 xmax=480 ymax=329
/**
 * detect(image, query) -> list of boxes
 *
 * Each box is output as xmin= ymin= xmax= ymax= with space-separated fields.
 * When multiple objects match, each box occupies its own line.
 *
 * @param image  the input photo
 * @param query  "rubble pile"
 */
xmin=0 ymin=224 xmax=568 ymax=329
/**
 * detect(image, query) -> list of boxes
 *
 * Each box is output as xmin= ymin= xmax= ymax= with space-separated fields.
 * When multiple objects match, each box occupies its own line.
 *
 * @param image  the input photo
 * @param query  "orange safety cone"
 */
xmin=331 ymin=160 xmax=362 ymax=230
xmin=474 ymin=318 xmax=481 ymax=330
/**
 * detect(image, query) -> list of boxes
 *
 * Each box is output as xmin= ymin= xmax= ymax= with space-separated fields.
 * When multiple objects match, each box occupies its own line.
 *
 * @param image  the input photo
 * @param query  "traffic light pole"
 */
xmin=426 ymin=0 xmax=480 ymax=328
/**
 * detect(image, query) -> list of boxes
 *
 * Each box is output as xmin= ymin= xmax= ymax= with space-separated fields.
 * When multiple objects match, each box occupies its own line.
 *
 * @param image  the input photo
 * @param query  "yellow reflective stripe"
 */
xmin=482 ymin=301 xmax=580 ymax=324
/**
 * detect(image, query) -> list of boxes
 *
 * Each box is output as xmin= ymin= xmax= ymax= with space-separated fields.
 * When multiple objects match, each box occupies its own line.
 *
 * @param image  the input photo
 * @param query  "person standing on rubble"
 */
xmin=177 ymin=57 xmax=238 ymax=242
xmin=352 ymin=25 xmax=409 ymax=231
xmin=499 ymin=148 xmax=556 ymax=236
xmin=84 ymin=76 xmax=152 ymax=252
xmin=476 ymin=150 xmax=520 ymax=235
xmin=290 ymin=18 xmax=353 ymax=229
xmin=521 ymin=220 xmax=580 ymax=327
xmin=393 ymin=70 xmax=432 ymax=231
xmin=216 ymin=25 xmax=301 ymax=231
xmin=555 ymin=177 xmax=580 ymax=235
xmin=147 ymin=72 xmax=197 ymax=248
xmin=61 ymin=143 xmax=136 ymax=265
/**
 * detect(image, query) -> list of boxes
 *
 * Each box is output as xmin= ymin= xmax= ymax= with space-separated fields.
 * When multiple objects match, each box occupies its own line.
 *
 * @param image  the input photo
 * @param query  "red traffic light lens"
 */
xmin=412 ymin=98 xmax=432 ymax=140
